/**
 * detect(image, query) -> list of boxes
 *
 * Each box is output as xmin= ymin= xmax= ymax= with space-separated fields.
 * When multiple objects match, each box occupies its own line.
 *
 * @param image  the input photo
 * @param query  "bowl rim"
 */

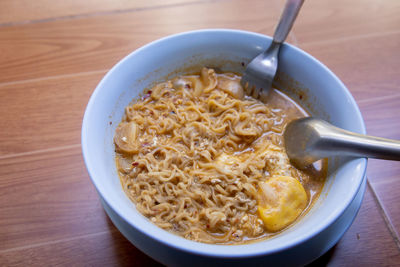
xmin=81 ymin=28 xmax=367 ymax=258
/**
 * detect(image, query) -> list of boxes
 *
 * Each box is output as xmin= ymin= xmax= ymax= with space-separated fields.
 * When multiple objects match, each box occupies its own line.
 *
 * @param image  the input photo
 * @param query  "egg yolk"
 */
xmin=257 ymin=176 xmax=308 ymax=232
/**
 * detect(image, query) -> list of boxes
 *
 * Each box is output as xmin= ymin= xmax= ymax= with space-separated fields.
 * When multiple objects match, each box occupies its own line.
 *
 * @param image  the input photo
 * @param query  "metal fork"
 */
xmin=241 ymin=0 xmax=304 ymax=102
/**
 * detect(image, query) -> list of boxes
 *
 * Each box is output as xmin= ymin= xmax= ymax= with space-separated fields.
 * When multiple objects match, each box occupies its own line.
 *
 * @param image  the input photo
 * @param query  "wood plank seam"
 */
xmin=369 ymin=178 xmax=400 ymax=187
xmin=367 ymin=178 xmax=400 ymax=250
xmin=0 ymin=144 xmax=81 ymax=160
xmin=0 ymin=229 xmax=117 ymax=254
xmin=0 ymin=0 xmax=224 ymax=28
xmin=0 ymin=70 xmax=107 ymax=89
xmin=357 ymin=93 xmax=400 ymax=105
xmin=297 ymin=29 xmax=400 ymax=47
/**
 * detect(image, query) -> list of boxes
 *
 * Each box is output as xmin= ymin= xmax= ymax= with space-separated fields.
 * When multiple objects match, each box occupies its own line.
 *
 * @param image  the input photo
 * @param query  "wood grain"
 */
xmin=0 ymin=0 xmax=283 ymax=84
xmin=359 ymin=94 xmax=400 ymax=140
xmin=0 ymin=0 xmax=203 ymax=25
xmin=0 ymin=0 xmax=399 ymax=265
xmin=293 ymin=0 xmax=400 ymax=45
xmin=1 ymin=31 xmax=398 ymax=156
xmin=308 ymin=186 xmax=400 ymax=267
xmin=368 ymin=161 xmax=400 ymax=240
xmin=359 ymin=94 xmax=400 ymax=240
xmin=0 ymin=71 xmax=104 ymax=156
xmin=298 ymin=32 xmax=400 ymax=103
xmin=0 ymin=146 xmax=108 ymax=251
xmin=0 ymin=227 xmax=162 ymax=266
xmin=0 ymin=180 xmax=398 ymax=266
xmin=0 ymin=2 xmax=398 ymax=156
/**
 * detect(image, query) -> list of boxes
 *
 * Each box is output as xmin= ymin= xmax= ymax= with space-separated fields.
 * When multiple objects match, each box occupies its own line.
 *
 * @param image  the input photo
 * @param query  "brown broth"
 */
xmin=114 ymin=69 xmax=327 ymax=245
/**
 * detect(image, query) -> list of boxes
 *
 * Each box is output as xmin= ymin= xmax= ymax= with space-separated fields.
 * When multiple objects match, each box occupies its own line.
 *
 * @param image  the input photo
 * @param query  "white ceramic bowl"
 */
xmin=82 ymin=29 xmax=367 ymax=266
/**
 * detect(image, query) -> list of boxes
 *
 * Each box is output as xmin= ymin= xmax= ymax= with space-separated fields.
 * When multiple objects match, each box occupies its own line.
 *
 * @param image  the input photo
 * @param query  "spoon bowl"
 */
xmin=284 ymin=117 xmax=400 ymax=169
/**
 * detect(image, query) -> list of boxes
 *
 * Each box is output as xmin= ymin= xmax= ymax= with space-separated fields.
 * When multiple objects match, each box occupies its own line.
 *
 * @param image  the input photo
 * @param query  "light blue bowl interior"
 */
xmin=82 ymin=29 xmax=366 ymax=258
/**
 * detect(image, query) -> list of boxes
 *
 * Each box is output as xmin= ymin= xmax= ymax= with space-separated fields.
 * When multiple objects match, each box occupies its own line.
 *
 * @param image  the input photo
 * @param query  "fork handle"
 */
xmin=274 ymin=0 xmax=304 ymax=44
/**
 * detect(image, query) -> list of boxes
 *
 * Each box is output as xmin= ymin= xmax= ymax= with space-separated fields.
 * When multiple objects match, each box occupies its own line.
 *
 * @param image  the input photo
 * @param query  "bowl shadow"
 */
xmin=103 ymin=209 xmax=165 ymax=266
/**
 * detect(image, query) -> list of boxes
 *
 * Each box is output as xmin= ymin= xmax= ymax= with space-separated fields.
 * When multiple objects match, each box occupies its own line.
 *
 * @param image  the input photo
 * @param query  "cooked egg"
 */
xmin=215 ymin=152 xmax=242 ymax=174
xmin=114 ymin=121 xmax=139 ymax=153
xmin=217 ymin=74 xmax=244 ymax=99
xmin=216 ymin=153 xmax=239 ymax=165
xmin=254 ymin=142 xmax=292 ymax=177
xmin=257 ymin=176 xmax=307 ymax=232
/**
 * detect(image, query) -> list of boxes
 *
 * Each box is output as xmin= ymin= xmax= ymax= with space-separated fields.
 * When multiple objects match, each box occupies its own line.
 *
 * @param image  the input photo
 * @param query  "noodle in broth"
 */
xmin=114 ymin=68 xmax=326 ymax=244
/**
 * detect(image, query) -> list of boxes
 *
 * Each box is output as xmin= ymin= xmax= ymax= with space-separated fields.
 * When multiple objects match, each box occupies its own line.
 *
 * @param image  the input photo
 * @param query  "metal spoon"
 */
xmin=241 ymin=0 xmax=304 ymax=102
xmin=284 ymin=117 xmax=400 ymax=169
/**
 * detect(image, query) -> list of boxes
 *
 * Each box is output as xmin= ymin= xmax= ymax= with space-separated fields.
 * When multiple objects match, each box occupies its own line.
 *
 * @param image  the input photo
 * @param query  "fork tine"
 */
xmin=241 ymin=71 xmax=273 ymax=102
xmin=241 ymin=76 xmax=253 ymax=96
xmin=251 ymin=85 xmax=262 ymax=99
xmin=259 ymin=82 xmax=272 ymax=102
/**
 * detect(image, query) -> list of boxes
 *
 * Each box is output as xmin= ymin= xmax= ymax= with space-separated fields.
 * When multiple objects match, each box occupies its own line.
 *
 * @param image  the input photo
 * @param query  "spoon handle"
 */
xmin=317 ymin=123 xmax=400 ymax=161
xmin=273 ymin=0 xmax=305 ymax=44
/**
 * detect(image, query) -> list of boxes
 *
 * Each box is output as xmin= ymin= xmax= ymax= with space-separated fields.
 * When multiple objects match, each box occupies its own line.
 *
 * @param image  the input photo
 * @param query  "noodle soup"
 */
xmin=114 ymin=68 xmax=326 ymax=244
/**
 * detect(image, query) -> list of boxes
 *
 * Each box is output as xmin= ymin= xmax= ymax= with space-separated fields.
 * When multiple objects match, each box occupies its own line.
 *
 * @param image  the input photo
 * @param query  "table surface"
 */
xmin=0 ymin=0 xmax=399 ymax=266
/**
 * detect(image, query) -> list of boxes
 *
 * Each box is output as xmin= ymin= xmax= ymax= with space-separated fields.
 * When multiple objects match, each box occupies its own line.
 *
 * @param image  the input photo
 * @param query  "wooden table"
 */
xmin=0 ymin=0 xmax=399 ymax=266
